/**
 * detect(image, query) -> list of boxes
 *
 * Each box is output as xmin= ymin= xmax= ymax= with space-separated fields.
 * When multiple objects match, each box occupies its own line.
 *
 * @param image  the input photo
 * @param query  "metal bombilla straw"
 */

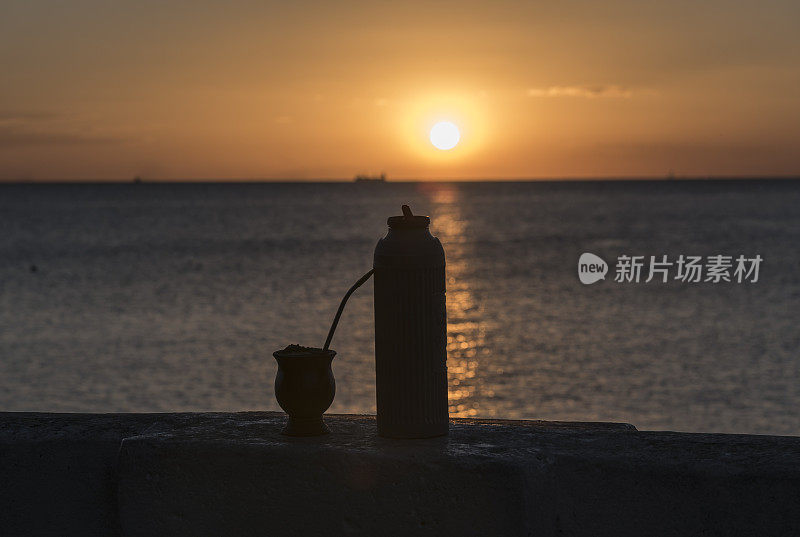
xmin=323 ymin=268 xmax=375 ymax=351
xmin=323 ymin=207 xmax=415 ymax=350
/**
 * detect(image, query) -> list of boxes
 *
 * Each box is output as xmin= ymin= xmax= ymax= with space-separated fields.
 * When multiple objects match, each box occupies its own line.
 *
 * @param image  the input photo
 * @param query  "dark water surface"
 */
xmin=1 ymin=180 xmax=798 ymax=434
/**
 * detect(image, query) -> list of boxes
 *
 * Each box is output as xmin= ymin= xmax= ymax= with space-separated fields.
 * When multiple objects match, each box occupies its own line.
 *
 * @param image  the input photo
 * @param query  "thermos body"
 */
xmin=373 ymin=210 xmax=449 ymax=438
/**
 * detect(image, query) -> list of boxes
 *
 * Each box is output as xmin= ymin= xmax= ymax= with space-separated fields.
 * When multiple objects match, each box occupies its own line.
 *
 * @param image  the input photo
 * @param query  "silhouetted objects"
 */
xmin=272 ymin=205 xmax=447 ymax=438
xmin=273 ymin=345 xmax=336 ymax=436
xmin=374 ymin=205 xmax=449 ymax=438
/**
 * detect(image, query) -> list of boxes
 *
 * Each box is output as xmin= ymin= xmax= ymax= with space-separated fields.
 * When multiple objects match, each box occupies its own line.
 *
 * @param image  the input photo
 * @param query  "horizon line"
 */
xmin=2 ymin=174 xmax=800 ymax=185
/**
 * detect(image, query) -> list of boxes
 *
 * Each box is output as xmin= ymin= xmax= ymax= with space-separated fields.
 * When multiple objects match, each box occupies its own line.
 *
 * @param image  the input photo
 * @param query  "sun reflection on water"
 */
xmin=419 ymin=183 xmax=493 ymax=418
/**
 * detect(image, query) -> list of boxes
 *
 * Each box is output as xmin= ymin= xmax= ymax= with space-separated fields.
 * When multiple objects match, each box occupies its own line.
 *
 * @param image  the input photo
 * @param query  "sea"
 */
xmin=1 ymin=180 xmax=798 ymax=435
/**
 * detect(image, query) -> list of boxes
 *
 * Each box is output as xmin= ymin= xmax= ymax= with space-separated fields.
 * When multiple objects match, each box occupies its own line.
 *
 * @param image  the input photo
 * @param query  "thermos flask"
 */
xmin=373 ymin=205 xmax=448 ymax=438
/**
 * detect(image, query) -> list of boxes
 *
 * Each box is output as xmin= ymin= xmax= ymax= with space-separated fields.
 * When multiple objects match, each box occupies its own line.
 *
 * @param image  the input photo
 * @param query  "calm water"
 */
xmin=1 ymin=180 xmax=799 ymax=435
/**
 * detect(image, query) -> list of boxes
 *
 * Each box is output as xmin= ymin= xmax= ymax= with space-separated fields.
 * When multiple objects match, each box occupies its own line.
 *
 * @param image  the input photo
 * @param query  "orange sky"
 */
xmin=1 ymin=1 xmax=799 ymax=181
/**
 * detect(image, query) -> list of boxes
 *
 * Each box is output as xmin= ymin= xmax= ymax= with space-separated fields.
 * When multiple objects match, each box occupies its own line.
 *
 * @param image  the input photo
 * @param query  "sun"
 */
xmin=429 ymin=121 xmax=460 ymax=150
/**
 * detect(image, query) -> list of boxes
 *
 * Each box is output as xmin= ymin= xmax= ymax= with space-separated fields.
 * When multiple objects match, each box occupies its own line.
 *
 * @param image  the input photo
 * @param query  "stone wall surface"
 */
xmin=1 ymin=412 xmax=799 ymax=536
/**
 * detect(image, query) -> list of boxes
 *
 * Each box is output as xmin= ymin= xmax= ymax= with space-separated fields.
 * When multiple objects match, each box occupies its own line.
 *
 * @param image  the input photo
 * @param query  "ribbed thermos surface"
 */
xmin=373 ymin=219 xmax=448 ymax=438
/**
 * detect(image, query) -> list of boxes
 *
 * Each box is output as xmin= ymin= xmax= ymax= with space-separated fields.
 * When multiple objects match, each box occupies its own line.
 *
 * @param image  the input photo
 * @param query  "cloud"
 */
xmin=0 ymin=111 xmax=61 ymax=122
xmin=527 ymin=85 xmax=633 ymax=98
xmin=0 ymin=110 xmax=127 ymax=148
xmin=0 ymin=127 xmax=125 ymax=148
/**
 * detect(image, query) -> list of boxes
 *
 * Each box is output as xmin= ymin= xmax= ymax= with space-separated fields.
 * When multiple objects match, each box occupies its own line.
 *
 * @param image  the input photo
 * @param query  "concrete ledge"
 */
xmin=2 ymin=412 xmax=799 ymax=536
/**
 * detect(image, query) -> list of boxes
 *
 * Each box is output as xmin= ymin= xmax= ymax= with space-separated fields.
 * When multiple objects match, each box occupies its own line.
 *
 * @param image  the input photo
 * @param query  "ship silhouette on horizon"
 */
xmin=354 ymin=172 xmax=386 ymax=183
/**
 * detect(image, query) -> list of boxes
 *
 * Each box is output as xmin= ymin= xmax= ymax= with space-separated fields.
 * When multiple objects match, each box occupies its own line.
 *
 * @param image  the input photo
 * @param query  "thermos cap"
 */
xmin=387 ymin=204 xmax=430 ymax=229
xmin=387 ymin=215 xmax=430 ymax=229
